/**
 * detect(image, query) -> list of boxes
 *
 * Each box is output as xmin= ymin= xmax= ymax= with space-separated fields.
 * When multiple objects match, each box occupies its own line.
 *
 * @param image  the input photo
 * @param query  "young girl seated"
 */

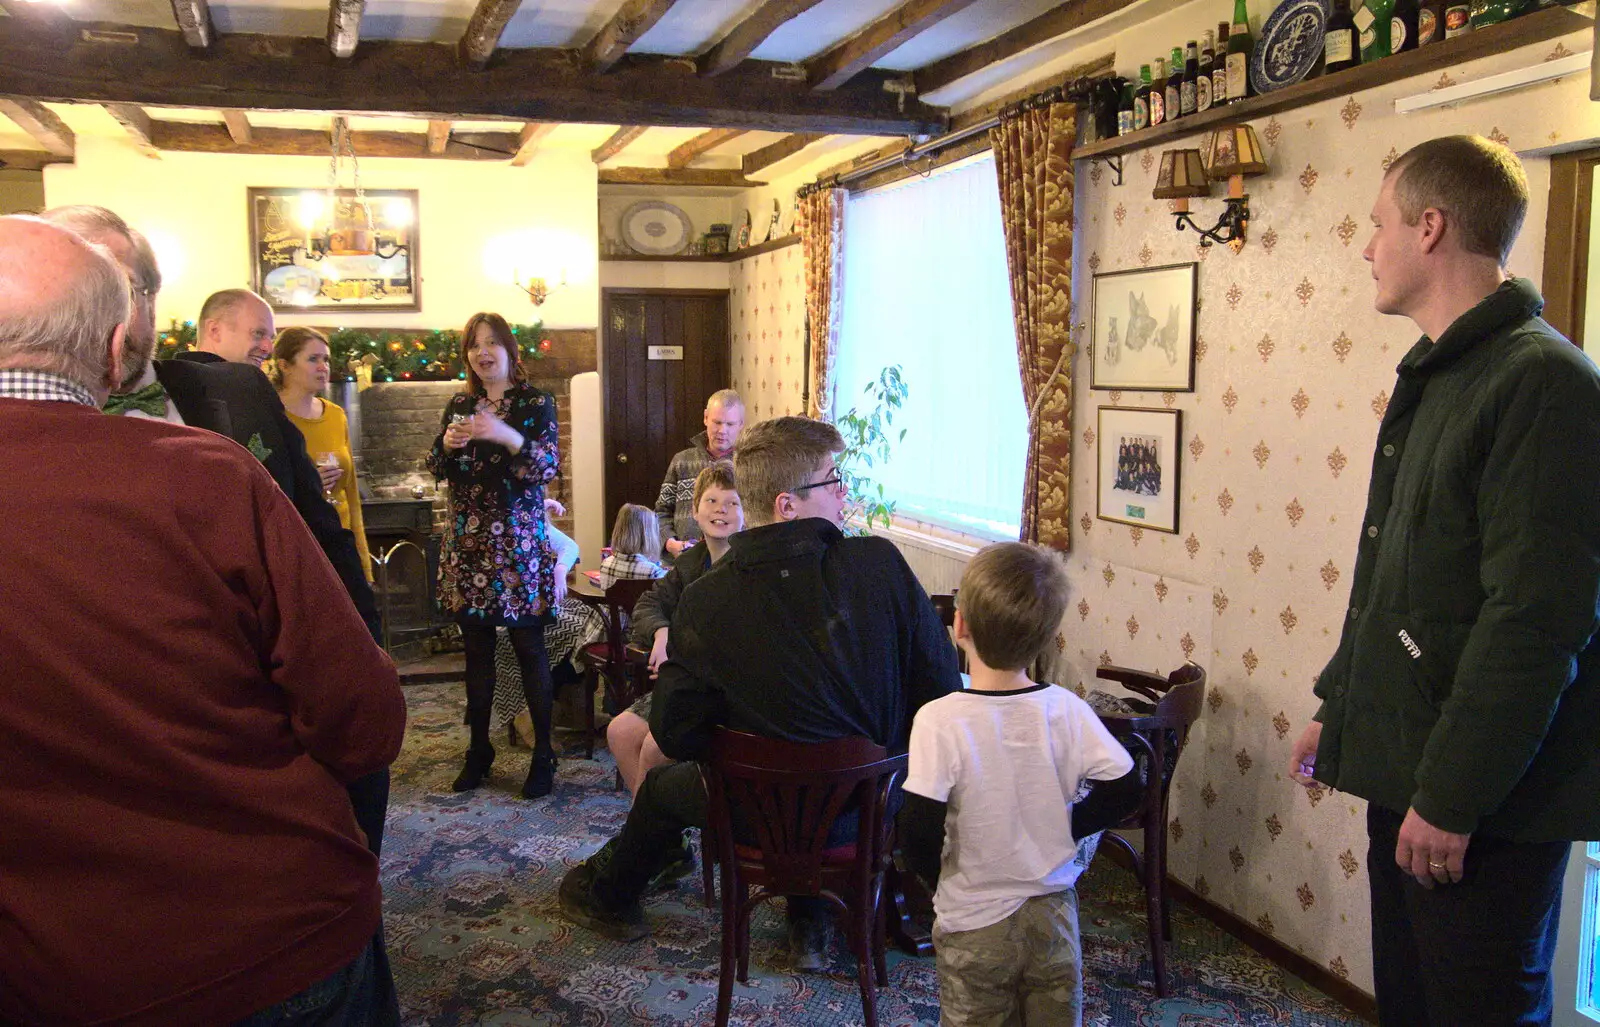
xmin=577 ymin=504 xmax=668 ymax=656
xmin=608 ymin=462 xmax=742 ymax=797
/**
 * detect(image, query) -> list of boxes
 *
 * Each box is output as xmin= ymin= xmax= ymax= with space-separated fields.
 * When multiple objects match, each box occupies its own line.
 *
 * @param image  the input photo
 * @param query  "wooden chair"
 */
xmin=1092 ymin=661 xmax=1207 ymax=998
xmin=570 ymin=577 xmax=655 ymax=758
xmin=929 ymin=592 xmax=967 ymax=673
xmin=702 ymin=729 xmax=905 ymax=1027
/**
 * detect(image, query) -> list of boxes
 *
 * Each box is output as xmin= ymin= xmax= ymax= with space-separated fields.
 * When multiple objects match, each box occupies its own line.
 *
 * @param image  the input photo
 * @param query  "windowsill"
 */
xmin=849 ymin=512 xmax=1018 ymax=553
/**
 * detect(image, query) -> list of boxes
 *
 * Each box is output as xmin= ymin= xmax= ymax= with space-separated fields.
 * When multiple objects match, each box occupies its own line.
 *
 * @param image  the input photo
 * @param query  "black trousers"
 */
xmin=1367 ymin=803 xmax=1570 ymax=1027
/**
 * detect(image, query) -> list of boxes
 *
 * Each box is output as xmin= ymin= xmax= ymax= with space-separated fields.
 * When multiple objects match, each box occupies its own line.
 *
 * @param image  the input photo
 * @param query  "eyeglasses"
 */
xmin=791 ymin=473 xmax=844 ymax=496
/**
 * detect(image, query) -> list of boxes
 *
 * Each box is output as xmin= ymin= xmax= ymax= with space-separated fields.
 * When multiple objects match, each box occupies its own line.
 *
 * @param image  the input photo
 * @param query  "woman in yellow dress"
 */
xmin=273 ymin=327 xmax=374 ymax=581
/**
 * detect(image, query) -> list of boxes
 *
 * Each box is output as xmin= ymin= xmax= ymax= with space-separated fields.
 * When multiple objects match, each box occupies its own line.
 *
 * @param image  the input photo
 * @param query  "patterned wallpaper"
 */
xmin=1062 ymin=28 xmax=1596 ymax=994
xmin=729 ymin=242 xmax=808 ymax=421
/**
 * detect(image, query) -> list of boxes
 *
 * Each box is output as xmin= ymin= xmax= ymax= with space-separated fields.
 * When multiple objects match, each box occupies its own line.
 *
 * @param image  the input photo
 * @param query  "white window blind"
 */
xmin=834 ymin=153 xmax=1025 ymax=539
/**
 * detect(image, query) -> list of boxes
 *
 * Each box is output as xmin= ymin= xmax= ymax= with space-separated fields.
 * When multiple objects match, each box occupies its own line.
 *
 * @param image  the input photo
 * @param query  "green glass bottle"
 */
xmin=1355 ymin=0 xmax=1394 ymax=61
xmin=1470 ymin=0 xmax=1531 ymax=29
xmin=1226 ymin=0 xmax=1253 ymax=102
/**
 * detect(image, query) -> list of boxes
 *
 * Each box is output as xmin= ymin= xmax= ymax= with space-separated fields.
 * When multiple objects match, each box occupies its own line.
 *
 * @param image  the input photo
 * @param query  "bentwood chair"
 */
xmin=701 ymin=729 xmax=905 ymax=1027
xmin=570 ymin=577 xmax=655 ymax=759
xmin=1092 ymin=661 xmax=1207 ymax=997
xmin=929 ymin=592 xmax=967 ymax=673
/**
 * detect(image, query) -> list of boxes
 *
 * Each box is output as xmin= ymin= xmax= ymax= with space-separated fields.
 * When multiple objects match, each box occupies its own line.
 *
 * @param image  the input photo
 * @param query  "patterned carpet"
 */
xmin=383 ymin=683 xmax=1372 ymax=1026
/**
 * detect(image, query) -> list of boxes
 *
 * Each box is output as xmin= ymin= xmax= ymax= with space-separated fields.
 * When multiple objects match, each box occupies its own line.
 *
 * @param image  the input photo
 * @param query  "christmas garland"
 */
xmin=155 ymin=319 xmax=551 ymax=383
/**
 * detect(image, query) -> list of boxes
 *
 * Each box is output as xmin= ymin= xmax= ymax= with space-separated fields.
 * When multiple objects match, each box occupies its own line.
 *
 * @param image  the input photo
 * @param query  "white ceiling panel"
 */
xmin=748 ymin=0 xmax=905 ymax=64
xmin=878 ymin=0 xmax=1067 ymax=71
xmin=629 ymin=0 xmax=761 ymax=56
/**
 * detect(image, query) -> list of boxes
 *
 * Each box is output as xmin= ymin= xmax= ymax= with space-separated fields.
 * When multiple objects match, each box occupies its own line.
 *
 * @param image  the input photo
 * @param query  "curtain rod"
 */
xmin=802 ymin=81 xmax=1084 ymax=196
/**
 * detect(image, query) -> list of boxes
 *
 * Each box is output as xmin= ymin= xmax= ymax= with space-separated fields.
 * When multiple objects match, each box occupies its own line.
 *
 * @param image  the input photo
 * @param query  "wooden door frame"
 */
xmin=1543 ymin=147 xmax=1600 ymax=342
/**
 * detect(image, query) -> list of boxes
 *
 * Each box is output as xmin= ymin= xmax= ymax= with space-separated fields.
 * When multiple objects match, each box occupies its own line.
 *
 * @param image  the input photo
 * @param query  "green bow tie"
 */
xmin=103 ymin=379 xmax=170 ymax=418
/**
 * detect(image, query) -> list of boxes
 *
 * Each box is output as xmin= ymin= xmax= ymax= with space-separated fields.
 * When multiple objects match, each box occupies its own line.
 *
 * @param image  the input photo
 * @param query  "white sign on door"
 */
xmin=648 ymin=346 xmax=684 ymax=361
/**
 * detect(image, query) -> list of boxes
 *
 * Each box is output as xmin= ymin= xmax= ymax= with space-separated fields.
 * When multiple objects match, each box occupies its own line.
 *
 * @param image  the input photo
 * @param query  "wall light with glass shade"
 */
xmin=1155 ymin=123 xmax=1269 ymax=252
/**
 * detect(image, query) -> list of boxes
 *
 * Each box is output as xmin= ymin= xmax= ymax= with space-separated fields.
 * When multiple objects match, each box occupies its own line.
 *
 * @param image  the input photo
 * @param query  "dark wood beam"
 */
xmin=509 ymin=121 xmax=556 ymax=166
xmin=741 ymin=132 xmax=825 ymax=174
xmin=0 ymin=0 xmax=70 ymax=32
xmin=0 ymin=25 xmax=948 ymax=136
xmin=426 ymin=118 xmax=451 ymax=154
xmin=0 ymin=147 xmax=68 ymax=171
xmin=221 ymin=109 xmax=252 ymax=144
xmin=599 ymin=166 xmax=762 ymax=187
xmin=591 ymin=125 xmax=648 ymax=163
xmin=586 ymin=0 xmax=681 ymax=72
xmin=105 ymin=103 xmax=160 ymax=158
xmin=808 ymin=0 xmax=984 ymax=91
xmin=666 ymin=127 xmax=745 ymax=168
xmin=914 ymin=0 xmax=1135 ymax=97
xmin=168 ymin=0 xmax=214 ymax=50
xmin=699 ymin=0 xmax=826 ymax=77
xmin=327 ymin=0 xmax=366 ymax=59
xmin=149 ymin=119 xmax=520 ymax=160
xmin=458 ymin=0 xmax=523 ymax=69
xmin=0 ymin=97 xmax=72 ymax=157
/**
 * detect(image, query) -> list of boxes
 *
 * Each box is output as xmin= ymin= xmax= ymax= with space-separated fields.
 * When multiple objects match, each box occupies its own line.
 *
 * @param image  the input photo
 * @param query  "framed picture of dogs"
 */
xmin=1090 ymin=262 xmax=1198 ymax=392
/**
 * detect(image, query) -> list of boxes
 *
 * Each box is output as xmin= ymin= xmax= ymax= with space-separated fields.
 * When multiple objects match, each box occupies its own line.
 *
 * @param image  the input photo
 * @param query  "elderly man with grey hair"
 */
xmin=0 ymin=215 xmax=406 ymax=1026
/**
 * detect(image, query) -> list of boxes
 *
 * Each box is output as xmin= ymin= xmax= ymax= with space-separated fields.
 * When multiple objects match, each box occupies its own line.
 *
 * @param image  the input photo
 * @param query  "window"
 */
xmin=833 ymin=153 xmax=1024 ymax=539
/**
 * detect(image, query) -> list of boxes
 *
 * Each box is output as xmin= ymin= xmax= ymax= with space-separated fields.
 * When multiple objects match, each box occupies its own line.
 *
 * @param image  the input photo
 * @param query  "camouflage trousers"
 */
xmin=932 ymin=890 xmax=1082 ymax=1027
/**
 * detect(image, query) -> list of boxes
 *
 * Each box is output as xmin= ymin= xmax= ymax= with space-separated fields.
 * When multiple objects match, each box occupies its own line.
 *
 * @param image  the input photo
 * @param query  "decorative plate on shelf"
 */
xmin=621 ymin=200 xmax=693 ymax=256
xmin=734 ymin=208 xmax=752 ymax=250
xmin=1249 ymin=0 xmax=1329 ymax=95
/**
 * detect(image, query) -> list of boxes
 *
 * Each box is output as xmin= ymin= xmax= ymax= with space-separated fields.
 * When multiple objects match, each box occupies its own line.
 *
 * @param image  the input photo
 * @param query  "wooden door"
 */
xmin=602 ymin=288 xmax=730 ymax=529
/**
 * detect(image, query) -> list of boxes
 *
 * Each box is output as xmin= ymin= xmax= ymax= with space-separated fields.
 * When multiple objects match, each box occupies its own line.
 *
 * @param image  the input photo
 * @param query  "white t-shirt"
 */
xmin=903 ymin=682 xmax=1135 ymax=934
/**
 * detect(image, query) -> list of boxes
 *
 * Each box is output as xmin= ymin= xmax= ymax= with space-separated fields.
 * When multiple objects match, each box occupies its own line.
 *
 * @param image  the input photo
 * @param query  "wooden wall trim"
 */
xmin=1543 ymin=149 xmax=1599 ymax=343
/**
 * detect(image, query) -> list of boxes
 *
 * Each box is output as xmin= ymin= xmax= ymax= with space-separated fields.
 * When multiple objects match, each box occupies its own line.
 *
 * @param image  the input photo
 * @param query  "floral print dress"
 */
xmin=427 ymin=384 xmax=560 ymax=627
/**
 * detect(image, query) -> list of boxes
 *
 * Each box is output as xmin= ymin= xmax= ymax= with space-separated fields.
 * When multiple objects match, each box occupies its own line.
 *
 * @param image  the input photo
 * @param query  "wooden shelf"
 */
xmin=601 ymin=233 xmax=801 ymax=263
xmin=1074 ymin=5 xmax=1591 ymax=162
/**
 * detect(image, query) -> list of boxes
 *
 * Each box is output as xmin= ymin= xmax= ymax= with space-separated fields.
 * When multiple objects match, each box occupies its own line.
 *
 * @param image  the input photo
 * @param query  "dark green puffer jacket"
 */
xmin=1313 ymin=278 xmax=1600 ymax=841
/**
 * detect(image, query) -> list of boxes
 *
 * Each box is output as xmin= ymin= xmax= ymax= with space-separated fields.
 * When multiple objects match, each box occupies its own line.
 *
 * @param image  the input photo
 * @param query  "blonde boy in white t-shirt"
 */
xmin=902 ymin=542 xmax=1134 ymax=1027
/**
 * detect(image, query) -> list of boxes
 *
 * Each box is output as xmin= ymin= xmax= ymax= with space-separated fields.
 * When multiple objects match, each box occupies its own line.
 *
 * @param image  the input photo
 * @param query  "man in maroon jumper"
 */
xmin=0 ymin=215 xmax=407 ymax=1025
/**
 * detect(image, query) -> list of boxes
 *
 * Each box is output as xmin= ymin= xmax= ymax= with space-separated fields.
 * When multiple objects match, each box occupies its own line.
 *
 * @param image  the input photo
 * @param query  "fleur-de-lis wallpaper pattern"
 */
xmin=729 ymin=244 xmax=807 ymax=422
xmin=1060 ymin=30 xmax=1596 ymax=994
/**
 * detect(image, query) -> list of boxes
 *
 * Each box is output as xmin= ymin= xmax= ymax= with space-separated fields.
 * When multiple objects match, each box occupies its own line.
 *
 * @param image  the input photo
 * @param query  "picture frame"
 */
xmin=1097 ymin=406 xmax=1182 ymax=534
xmin=1090 ymin=261 xmax=1197 ymax=392
xmin=249 ymin=187 xmax=420 ymax=313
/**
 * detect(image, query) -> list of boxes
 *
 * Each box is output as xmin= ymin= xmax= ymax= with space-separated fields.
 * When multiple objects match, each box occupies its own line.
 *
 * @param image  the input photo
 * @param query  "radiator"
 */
xmin=874 ymin=523 xmax=979 ymax=596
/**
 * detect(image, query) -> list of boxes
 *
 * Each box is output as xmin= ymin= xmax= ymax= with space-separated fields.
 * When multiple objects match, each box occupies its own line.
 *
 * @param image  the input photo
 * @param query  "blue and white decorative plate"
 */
xmin=1249 ymin=0 xmax=1329 ymax=95
xmin=621 ymin=200 xmax=693 ymax=256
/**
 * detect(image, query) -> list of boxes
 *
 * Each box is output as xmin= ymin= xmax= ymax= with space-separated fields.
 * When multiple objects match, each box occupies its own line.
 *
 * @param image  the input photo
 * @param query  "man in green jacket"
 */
xmin=1289 ymin=135 xmax=1600 ymax=1026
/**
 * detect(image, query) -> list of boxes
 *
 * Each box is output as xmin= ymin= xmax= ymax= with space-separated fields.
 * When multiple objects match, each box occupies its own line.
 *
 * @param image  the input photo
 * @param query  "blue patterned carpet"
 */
xmin=383 ymin=684 xmax=1372 ymax=1026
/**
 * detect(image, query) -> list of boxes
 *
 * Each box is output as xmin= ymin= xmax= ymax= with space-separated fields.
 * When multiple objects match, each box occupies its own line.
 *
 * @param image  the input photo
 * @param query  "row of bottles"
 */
xmin=1084 ymin=0 xmax=1545 ymax=140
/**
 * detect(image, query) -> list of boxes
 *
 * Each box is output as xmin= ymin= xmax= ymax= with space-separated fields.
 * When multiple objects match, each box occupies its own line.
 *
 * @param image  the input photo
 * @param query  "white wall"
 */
xmin=44 ymin=135 xmax=600 ymax=331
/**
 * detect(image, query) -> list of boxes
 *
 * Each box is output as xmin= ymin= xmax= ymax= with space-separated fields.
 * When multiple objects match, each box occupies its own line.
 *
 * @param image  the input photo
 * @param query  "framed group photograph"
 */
xmin=1097 ymin=406 xmax=1182 ymax=533
xmin=249 ymin=187 xmax=420 ymax=313
xmin=1090 ymin=262 xmax=1198 ymax=391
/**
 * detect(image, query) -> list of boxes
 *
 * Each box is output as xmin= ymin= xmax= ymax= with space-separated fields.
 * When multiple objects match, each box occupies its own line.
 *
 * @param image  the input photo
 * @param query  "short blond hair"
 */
xmin=706 ymin=388 xmax=743 ymax=413
xmin=693 ymin=460 xmax=737 ymax=508
xmin=610 ymin=503 xmax=662 ymax=564
xmin=956 ymin=542 xmax=1070 ymax=672
xmin=733 ymin=416 xmax=843 ymax=526
xmin=1388 ymin=135 xmax=1527 ymax=266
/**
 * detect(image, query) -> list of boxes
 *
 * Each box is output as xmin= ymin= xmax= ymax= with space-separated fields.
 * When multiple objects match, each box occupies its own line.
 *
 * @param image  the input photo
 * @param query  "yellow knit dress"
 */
xmin=283 ymin=397 xmax=374 ymax=581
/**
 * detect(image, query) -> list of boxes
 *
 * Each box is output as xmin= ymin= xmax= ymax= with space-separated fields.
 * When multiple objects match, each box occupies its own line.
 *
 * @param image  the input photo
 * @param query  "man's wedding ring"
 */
xmin=1427 ymin=861 xmax=1447 ymax=869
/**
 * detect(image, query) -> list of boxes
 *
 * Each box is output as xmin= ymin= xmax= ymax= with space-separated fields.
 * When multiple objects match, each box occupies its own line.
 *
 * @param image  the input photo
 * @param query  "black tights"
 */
xmin=462 ymin=624 xmax=553 ymax=759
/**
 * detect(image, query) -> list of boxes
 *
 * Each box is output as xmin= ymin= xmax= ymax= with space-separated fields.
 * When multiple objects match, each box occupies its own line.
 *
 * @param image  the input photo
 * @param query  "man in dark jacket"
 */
xmin=561 ymin=415 xmax=962 ymax=967
xmin=1288 ymin=135 xmax=1600 ymax=1026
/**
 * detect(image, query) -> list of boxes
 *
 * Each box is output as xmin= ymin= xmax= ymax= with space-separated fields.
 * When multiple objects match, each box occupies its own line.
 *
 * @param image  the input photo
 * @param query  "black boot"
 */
xmin=455 ymin=625 xmax=499 ymax=793
xmin=521 ymin=753 xmax=556 ymax=799
xmin=507 ymin=626 xmax=557 ymax=800
xmin=452 ymin=744 xmax=495 ymax=792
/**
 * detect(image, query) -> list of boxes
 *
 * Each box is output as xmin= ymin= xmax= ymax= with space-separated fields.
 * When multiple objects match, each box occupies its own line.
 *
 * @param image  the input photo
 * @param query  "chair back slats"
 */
xmin=929 ymin=593 xmax=967 ymax=674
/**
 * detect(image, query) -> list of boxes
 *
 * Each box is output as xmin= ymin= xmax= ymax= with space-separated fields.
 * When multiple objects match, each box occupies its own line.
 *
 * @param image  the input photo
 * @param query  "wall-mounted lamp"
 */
xmin=513 ymin=267 xmax=566 ymax=306
xmin=1156 ymin=123 xmax=1269 ymax=253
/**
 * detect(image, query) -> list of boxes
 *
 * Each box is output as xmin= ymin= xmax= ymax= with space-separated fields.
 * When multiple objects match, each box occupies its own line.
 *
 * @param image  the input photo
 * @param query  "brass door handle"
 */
xmin=616 ymin=453 xmax=628 ymax=464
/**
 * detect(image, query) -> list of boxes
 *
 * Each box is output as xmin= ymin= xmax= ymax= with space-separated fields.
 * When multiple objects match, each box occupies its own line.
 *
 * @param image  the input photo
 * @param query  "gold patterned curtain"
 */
xmin=990 ymin=101 xmax=1076 ymax=549
xmin=799 ymin=187 xmax=846 ymax=421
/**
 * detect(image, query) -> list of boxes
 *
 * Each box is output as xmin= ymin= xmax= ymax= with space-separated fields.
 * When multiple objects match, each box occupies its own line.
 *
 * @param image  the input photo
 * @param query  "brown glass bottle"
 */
xmin=1325 ymin=0 xmax=1360 ymax=72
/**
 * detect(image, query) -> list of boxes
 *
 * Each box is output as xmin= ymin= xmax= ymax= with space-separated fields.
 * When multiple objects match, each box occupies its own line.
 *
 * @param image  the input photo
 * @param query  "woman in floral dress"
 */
xmin=428 ymin=312 xmax=561 ymax=799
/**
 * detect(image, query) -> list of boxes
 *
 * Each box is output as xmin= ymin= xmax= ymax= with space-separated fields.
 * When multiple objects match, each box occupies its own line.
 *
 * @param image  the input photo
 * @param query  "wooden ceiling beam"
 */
xmin=221 ymin=109 xmax=252 ymax=144
xmin=426 ymin=118 xmax=451 ymax=154
xmin=0 ymin=97 xmax=73 ymax=157
xmin=741 ymin=131 xmax=825 ymax=174
xmin=913 ymin=0 xmax=1135 ymax=98
xmin=458 ymin=0 xmax=524 ymax=69
xmin=666 ymin=127 xmax=745 ymax=168
xmin=149 ymin=120 xmax=521 ymax=160
xmin=699 ymin=0 xmax=827 ymax=77
xmin=327 ymin=0 xmax=367 ymax=59
xmin=168 ymin=0 xmax=214 ymax=50
xmin=586 ymin=0 xmax=681 ymax=72
xmin=808 ymin=0 xmax=984 ymax=91
xmin=591 ymin=125 xmax=648 ymax=163
xmin=599 ymin=166 xmax=762 ymax=187
xmin=509 ymin=121 xmax=556 ymax=166
xmin=0 ymin=25 xmax=948 ymax=136
xmin=0 ymin=0 xmax=71 ymax=32
xmin=0 ymin=147 xmax=70 ymax=171
xmin=105 ymin=103 xmax=160 ymax=158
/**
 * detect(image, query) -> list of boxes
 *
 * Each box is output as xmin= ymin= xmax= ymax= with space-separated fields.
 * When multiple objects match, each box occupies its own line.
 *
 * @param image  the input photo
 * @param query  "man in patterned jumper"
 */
xmin=655 ymin=388 xmax=743 ymax=557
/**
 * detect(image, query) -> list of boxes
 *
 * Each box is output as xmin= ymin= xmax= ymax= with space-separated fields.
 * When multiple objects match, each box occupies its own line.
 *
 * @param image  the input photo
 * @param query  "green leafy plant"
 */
xmin=835 ymin=364 xmax=908 ymax=534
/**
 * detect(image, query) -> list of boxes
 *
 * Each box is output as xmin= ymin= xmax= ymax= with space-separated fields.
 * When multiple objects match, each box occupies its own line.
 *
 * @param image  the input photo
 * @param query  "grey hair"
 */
xmin=0 ymin=217 xmax=130 ymax=387
xmin=127 ymin=229 xmax=162 ymax=294
xmin=39 ymin=205 xmax=162 ymax=295
xmin=706 ymin=388 xmax=743 ymax=411
xmin=199 ymin=287 xmax=262 ymax=330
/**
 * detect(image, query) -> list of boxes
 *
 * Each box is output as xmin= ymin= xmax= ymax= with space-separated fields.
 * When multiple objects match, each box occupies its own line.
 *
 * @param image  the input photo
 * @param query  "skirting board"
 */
xmin=1098 ymin=844 xmax=1379 ymax=1022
